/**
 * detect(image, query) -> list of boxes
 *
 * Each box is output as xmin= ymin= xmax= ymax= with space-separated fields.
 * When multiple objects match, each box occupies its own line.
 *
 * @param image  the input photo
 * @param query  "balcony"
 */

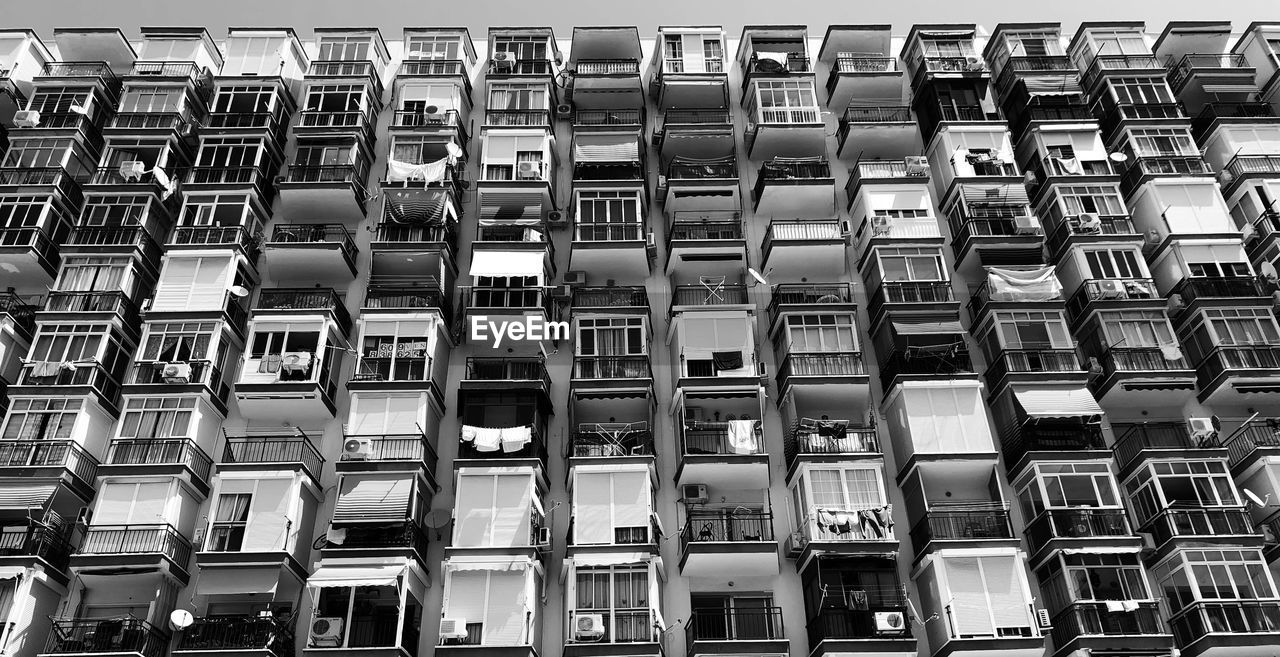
xmin=221 ymin=433 xmax=323 ymax=484
xmin=320 ymin=520 xmax=429 ymax=557
xmin=568 ymin=220 xmax=652 ymax=281
xmin=685 ymin=606 xmax=787 ymax=656
xmin=390 ymin=108 xmax=469 ymax=143
xmin=0 ymin=439 xmax=98 ymax=497
xmin=277 ymin=164 xmax=369 ymax=219
xmin=205 ymin=111 xmax=286 ymax=140
xmin=1047 ymin=214 xmax=1138 ymax=257
xmin=1191 ymin=102 xmax=1277 ymax=142
xmin=968 ymin=279 xmax=1064 ymax=325
xmin=1087 ymin=344 xmax=1197 ymax=403
xmin=1119 ymin=156 xmax=1214 ymax=195
xmin=15 ymin=360 xmax=121 ymax=414
xmin=1064 ymin=279 xmax=1160 ymax=325
xmin=263 ymin=223 xmax=358 ymax=280
xmin=1142 ymin=507 xmax=1259 ymax=552
xmin=1170 ymin=276 xmax=1268 ymax=309
xmin=488 ymin=58 xmax=554 ymax=77
xmin=175 ymin=615 xmax=294 ymax=657
xmin=677 ymin=419 xmax=769 ymax=490
xmin=909 ymin=504 xmax=1014 ymax=555
xmin=107 ymin=112 xmax=190 ymax=133
xmin=826 ymin=53 xmax=901 ymax=106
xmin=747 ymin=104 xmax=825 ymax=160
xmin=572 ymin=108 xmax=644 ymax=132
xmin=994 ymin=54 xmax=1076 ymax=92
xmin=337 ymin=433 xmax=438 ymax=480
xmin=64 ymin=225 xmax=163 ymax=269
xmin=1222 ymin=154 xmax=1280 ymax=196
xmin=307 ymin=59 xmax=382 ymax=87
xmin=184 ymin=166 xmax=274 ymax=201
xmin=42 ymin=291 xmax=141 ymax=334
xmin=805 ymin=586 xmax=912 ymax=655
xmin=100 ymin=438 xmax=214 ymax=495
xmin=667 ymin=283 xmax=750 ymax=317
xmin=395 ymin=58 xmax=472 ymax=98
xmin=1024 ymin=508 xmax=1134 ymax=556
xmin=0 ymin=226 xmax=60 ymax=285
xmin=371 ymin=217 xmax=457 ymax=251
xmin=0 ymin=291 xmax=38 ymax=341
xmin=1111 ymin=421 xmax=1224 ymax=475
xmin=0 ymin=166 xmax=83 ymax=208
xmin=363 ymin=283 xmax=452 ymax=325
xmin=1082 ymin=54 xmax=1163 ymax=89
xmin=458 ymin=357 xmax=552 ymax=414
xmin=568 ymin=428 xmax=655 ymax=458
xmin=1196 ymin=345 xmax=1280 ymax=403
xmin=679 ymin=512 xmax=778 ymax=577
xmin=0 ymin=521 xmax=73 ymax=570
xmin=655 ymin=110 xmax=733 ymax=160
xmin=572 ymin=355 xmax=652 ymax=383
xmin=878 ymin=343 xmax=973 ymax=390
xmin=784 ymin=420 xmax=879 ymax=472
xmin=776 ymin=352 xmax=866 ymax=392
xmin=570 ymin=286 xmax=648 ymax=312
xmin=836 ymin=105 xmax=919 ymax=158
xmin=949 ymin=211 xmax=1043 ymax=269
xmin=456 ymin=423 xmax=548 ymax=466
xmin=866 ymin=280 xmax=957 ymax=321
xmin=460 ymin=286 xmax=553 ymax=325
xmin=1050 ymin=602 xmax=1170 ymax=655
xmin=44 ymin=618 xmax=168 ymax=657
xmin=1167 ymin=53 xmax=1254 ymax=95
xmin=664 ymin=216 xmax=747 ymax=279
xmin=76 ymin=523 xmax=192 ymax=576
xmin=1168 ymin=600 xmax=1280 ymax=655
xmin=167 ymin=225 xmax=259 ymax=260
xmin=757 ymin=220 xmax=845 ymax=279
xmin=985 ymin=349 xmax=1082 ymax=386
xmin=753 ymin=158 xmax=835 ymax=216
xmin=254 ymin=287 xmax=352 ymax=335
xmin=1098 ymin=102 xmax=1185 ymax=142
xmin=1008 ymin=102 xmax=1095 ymax=140
xmin=845 ymin=159 xmax=931 ymax=206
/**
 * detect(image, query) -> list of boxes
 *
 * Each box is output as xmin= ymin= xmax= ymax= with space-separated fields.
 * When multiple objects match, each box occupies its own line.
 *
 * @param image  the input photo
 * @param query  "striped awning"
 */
xmin=195 ymin=565 xmax=284 ymax=596
xmin=470 ymin=250 xmax=545 ymax=278
xmin=331 ymin=477 xmax=413 ymax=523
xmin=892 ymin=319 xmax=963 ymax=335
xmin=1202 ymin=84 xmax=1258 ymax=95
xmin=961 ymin=183 xmax=1029 ymax=207
xmin=1018 ymin=74 xmax=1083 ymax=97
xmin=308 ymin=563 xmax=407 ymax=589
xmin=1013 ymin=386 xmax=1104 ymax=419
xmin=478 ymin=191 xmax=544 ymax=225
xmin=574 ymin=134 xmax=640 ymax=163
xmin=0 ymin=483 xmax=56 ymax=511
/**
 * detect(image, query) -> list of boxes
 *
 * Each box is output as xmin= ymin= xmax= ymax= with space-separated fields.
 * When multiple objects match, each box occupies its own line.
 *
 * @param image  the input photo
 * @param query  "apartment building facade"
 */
xmin=1 ymin=18 xmax=1280 ymax=657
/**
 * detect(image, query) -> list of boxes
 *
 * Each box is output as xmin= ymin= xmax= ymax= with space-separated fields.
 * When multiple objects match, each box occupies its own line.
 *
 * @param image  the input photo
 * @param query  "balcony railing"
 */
xmin=768 ymin=283 xmax=855 ymax=314
xmin=41 ymin=61 xmax=120 ymax=84
xmin=1047 ymin=214 xmax=1137 ymax=252
xmin=363 ymin=284 xmax=450 ymax=321
xmin=1120 ymin=156 xmax=1214 ymax=193
xmin=464 ymin=357 xmax=551 ymax=387
xmin=938 ymin=105 xmax=998 ymax=122
xmin=255 ymin=287 xmax=352 ymax=330
xmin=1066 ymin=279 xmax=1159 ymax=321
xmin=456 ymin=424 xmax=548 ymax=464
xmin=462 ymin=286 xmax=553 ymax=318
xmin=841 ymin=105 xmax=912 ymax=127
xmin=659 ymin=110 xmax=732 ymax=138
xmin=669 ymin=284 xmax=750 ymax=313
xmin=0 ymin=521 xmax=73 ymax=570
xmin=681 ymin=512 xmax=774 ymax=547
xmin=569 ymin=428 xmax=655 ymax=457
xmin=484 ymin=108 xmax=552 ymax=127
xmin=762 ymin=220 xmax=843 ymax=251
xmin=1192 ymin=103 xmax=1276 ymax=139
xmin=0 ymin=227 xmax=59 ymax=266
xmin=1002 ymin=422 xmax=1107 ymax=466
xmin=323 ymin=521 xmax=429 ymax=554
xmin=985 ymin=348 xmax=1081 ymax=380
xmin=18 ymin=360 xmax=121 ymax=404
xmin=1099 ymin=346 xmax=1192 ymax=375
xmin=1051 ymin=601 xmax=1165 ymax=646
xmin=185 ymin=165 xmax=269 ymax=186
xmin=1143 ymin=507 xmax=1257 ymax=546
xmin=868 ymin=281 xmax=955 ymax=315
xmin=575 ymin=59 xmax=641 ymax=75
xmin=571 ymin=286 xmax=648 ymax=309
xmin=572 ymin=355 xmax=652 ymax=380
xmin=78 ymin=523 xmax=192 ymax=567
xmin=1170 ymin=276 xmax=1266 ymax=303
xmin=489 ymin=58 xmax=554 ymax=76
xmin=308 ymin=60 xmax=377 ymax=78
xmin=574 ymin=108 xmax=644 ymax=128
xmin=0 ymin=440 xmax=98 ymax=483
xmin=681 ymin=421 xmax=763 ymax=456
xmin=666 ymin=157 xmax=738 ymax=181
xmin=686 ymin=606 xmax=784 ymax=644
xmin=0 ymin=292 xmax=39 ymax=340
xmin=46 ymin=618 xmax=168 ymax=657
xmin=910 ymin=504 xmax=1013 ymax=548
xmin=660 ymin=56 xmax=726 ymax=75
xmin=1223 ymin=420 xmax=1280 ymax=467
xmin=667 ymin=220 xmax=743 ymax=245
xmin=778 ymin=352 xmax=865 ymax=381
xmin=1169 ymin=600 xmax=1280 ymax=647
xmin=1199 ymin=345 xmax=1280 ymax=388
xmin=1224 ymin=154 xmax=1280 ymax=181
xmin=205 ymin=111 xmax=283 ymax=134
xmin=391 ymin=107 xmax=466 ymax=136
xmin=105 ymin=438 xmax=213 ymax=482
xmin=269 ymin=223 xmax=357 ymax=263
xmin=110 ymin=112 xmax=188 ymax=131
xmin=372 ymin=220 xmax=456 ymax=247
xmin=65 ymin=225 xmax=162 ymax=262
xmin=846 ymin=160 xmax=931 ymax=202
xmin=808 ymin=603 xmax=912 ymax=645
xmin=282 ymin=164 xmax=368 ymax=192
xmin=44 ymin=291 xmax=140 ymax=325
xmin=1168 ymin=53 xmax=1250 ymax=90
xmin=397 ymin=59 xmax=467 ymax=77
xmin=1112 ymin=422 xmax=1212 ymax=471
xmin=1085 ymin=54 xmax=1163 ymax=86
xmin=222 ymin=435 xmax=323 ymax=481
xmin=338 ymin=433 xmax=438 ymax=474
xmin=1025 ymin=508 xmax=1131 ymax=553
xmin=784 ymin=420 xmax=879 ymax=466
xmin=176 ymin=615 xmax=294 ymax=656
xmin=130 ymin=60 xmax=203 ymax=78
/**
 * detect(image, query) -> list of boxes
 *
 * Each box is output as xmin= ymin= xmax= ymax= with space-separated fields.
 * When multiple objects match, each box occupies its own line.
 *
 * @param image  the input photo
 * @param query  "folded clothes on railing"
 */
xmin=27 ymin=360 xmax=68 ymax=377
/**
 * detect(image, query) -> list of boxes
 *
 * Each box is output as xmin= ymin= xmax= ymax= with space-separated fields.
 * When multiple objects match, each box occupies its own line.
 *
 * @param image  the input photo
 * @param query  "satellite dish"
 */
xmin=424 ymin=508 xmax=452 ymax=529
xmin=228 ymin=285 xmax=251 ymax=298
xmin=170 ymin=609 xmax=194 ymax=630
xmin=1262 ymin=261 xmax=1278 ymax=280
xmin=424 ymin=105 xmax=439 ymax=114
xmin=1243 ymin=488 xmax=1268 ymax=507
xmin=747 ymin=268 xmax=769 ymax=286
xmin=446 ymin=141 xmax=463 ymax=159
xmin=1108 ymin=152 xmax=1129 ymax=163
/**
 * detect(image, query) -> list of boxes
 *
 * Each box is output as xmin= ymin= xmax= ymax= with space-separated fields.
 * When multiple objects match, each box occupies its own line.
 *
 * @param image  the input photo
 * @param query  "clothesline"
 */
xmin=461 ymin=424 xmax=534 ymax=453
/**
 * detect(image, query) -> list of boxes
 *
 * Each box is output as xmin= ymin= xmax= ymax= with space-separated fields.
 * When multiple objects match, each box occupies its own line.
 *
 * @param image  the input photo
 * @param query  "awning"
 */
xmin=1202 ymin=84 xmax=1258 ymax=95
xmin=1018 ymin=74 xmax=1083 ymax=97
xmin=570 ymin=552 xmax=649 ymax=567
xmin=307 ymin=563 xmax=406 ymax=589
xmin=385 ymin=188 xmax=450 ymax=225
xmin=892 ymin=319 xmax=964 ymax=335
xmin=478 ymin=191 xmax=544 ymax=225
xmin=444 ymin=556 xmax=531 ymax=572
xmin=195 ymin=565 xmax=284 ymax=596
xmin=0 ymin=567 xmax=26 ymax=580
xmin=469 ymin=250 xmax=545 ymax=278
xmin=0 ymin=483 xmax=56 ymax=511
xmin=574 ymin=134 xmax=640 ymax=163
xmin=1061 ymin=545 xmax=1142 ymax=555
xmin=1013 ymin=386 xmax=1104 ymax=419
xmin=961 ymin=183 xmax=1029 ymax=207
xmin=331 ymin=477 xmax=413 ymax=523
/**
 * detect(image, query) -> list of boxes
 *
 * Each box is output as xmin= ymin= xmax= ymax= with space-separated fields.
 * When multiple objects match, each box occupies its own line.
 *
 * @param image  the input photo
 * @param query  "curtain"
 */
xmin=843 ymin=469 xmax=882 ymax=507
xmin=215 ymin=493 xmax=252 ymax=523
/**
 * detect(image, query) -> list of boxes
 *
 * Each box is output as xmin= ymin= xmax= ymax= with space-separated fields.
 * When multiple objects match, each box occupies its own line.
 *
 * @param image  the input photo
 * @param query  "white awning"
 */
xmin=1013 ymin=386 xmax=1104 ymax=419
xmin=0 ymin=567 xmax=26 ymax=580
xmin=1020 ymin=74 xmax=1083 ymax=97
xmin=195 ymin=565 xmax=283 ymax=596
xmin=478 ymin=190 xmax=544 ymax=225
xmin=570 ymin=552 xmax=649 ymax=567
xmin=332 ymin=477 xmax=413 ymax=523
xmin=469 ymin=250 xmax=545 ymax=278
xmin=1061 ymin=545 xmax=1142 ymax=555
xmin=892 ymin=319 xmax=963 ymax=335
xmin=961 ymin=183 xmax=1030 ymax=207
xmin=443 ymin=556 xmax=531 ymax=572
xmin=574 ymin=134 xmax=640 ymax=163
xmin=307 ymin=563 xmax=406 ymax=589
xmin=0 ymin=483 xmax=56 ymax=510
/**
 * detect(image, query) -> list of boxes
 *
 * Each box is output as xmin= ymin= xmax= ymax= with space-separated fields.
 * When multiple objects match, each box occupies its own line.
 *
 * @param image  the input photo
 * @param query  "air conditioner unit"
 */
xmin=556 ymin=103 xmax=574 ymax=119
xmin=75 ymin=506 xmax=93 ymax=526
xmin=12 ymin=110 xmax=40 ymax=128
xmin=119 ymin=160 xmax=147 ymax=181
xmin=682 ymin=484 xmax=708 ymax=504
xmin=964 ymin=55 xmax=985 ymax=71
xmin=871 ymin=215 xmax=892 ymax=236
xmin=873 ymin=611 xmax=907 ymax=635
xmin=646 ymin=232 xmax=657 ymax=249
xmin=574 ymin=613 xmax=606 ymax=640
xmin=1095 ymin=279 xmax=1126 ymax=299
xmin=1014 ymin=215 xmax=1042 ymax=234
xmin=845 ymin=589 xmax=869 ymax=610
xmin=1077 ymin=212 xmax=1103 ymax=233
xmin=1035 ymin=609 xmax=1052 ymax=629
xmin=839 ymin=220 xmax=852 ymax=237
xmin=342 ymin=437 xmax=374 ymax=460
xmin=562 ymin=270 xmax=587 ymax=286
xmin=161 ymin=362 xmax=192 ymax=384
xmin=517 ymin=161 xmax=541 ymax=179
xmin=1145 ymin=229 xmax=1162 ymax=245
xmin=1188 ymin=417 xmax=1218 ymax=445
xmin=492 ymin=51 xmax=514 ymax=69
xmin=757 ymin=361 xmax=769 ymax=377
xmin=310 ymin=617 xmax=344 ymax=647
xmin=536 ymin=526 xmax=552 ymax=547
xmin=546 ymin=210 xmax=566 ymax=225
xmin=1137 ymin=531 xmax=1157 ymax=550
xmin=439 ymin=618 xmax=469 ymax=641
xmin=552 ymin=284 xmax=573 ymax=300
xmin=904 ymin=155 xmax=929 ymax=175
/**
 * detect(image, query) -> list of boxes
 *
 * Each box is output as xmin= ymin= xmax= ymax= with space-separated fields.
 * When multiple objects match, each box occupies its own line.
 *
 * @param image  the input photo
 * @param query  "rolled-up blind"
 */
xmin=332 ymin=476 xmax=412 ymax=523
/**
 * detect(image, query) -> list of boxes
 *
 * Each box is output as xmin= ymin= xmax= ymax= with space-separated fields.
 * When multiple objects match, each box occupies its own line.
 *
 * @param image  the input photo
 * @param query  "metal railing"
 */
xmin=398 ymin=59 xmax=467 ymax=77
xmin=109 ymin=112 xmax=187 ymax=130
xmin=660 ymin=57 xmax=725 ymax=74
xmin=686 ymin=606 xmax=784 ymax=645
xmin=44 ymin=291 xmax=140 ymax=325
xmin=185 ymin=165 xmax=269 ymax=185
xmin=1192 ymin=103 xmax=1275 ymax=139
xmin=488 ymin=58 xmax=554 ymax=75
xmin=222 ymin=435 xmax=323 ymax=480
xmin=1048 ymin=214 xmax=1136 ymax=252
xmin=308 ymin=60 xmax=378 ymax=78
xmin=0 ymin=439 xmax=98 ymax=483
xmin=105 ymin=438 xmax=213 ymax=482
xmin=456 ymin=424 xmax=548 ymax=464
xmin=323 ymin=521 xmax=429 ymax=554
xmin=462 ymin=286 xmax=553 ymax=317
xmin=1100 ymin=346 xmax=1192 ymax=374
xmin=768 ymin=283 xmax=854 ymax=313
xmin=569 ymin=429 xmax=655 ymax=457
xmin=868 ymin=281 xmax=956 ymax=317
xmin=659 ymin=109 xmax=732 ymax=131
xmin=922 ymin=56 xmax=986 ymax=73
xmin=66 ymin=224 xmax=162 ymax=262
xmin=910 ymin=505 xmax=1013 ymax=547
xmin=0 ymin=292 xmax=38 ymax=339
xmin=484 ymin=108 xmax=552 ymax=126
xmin=670 ymin=284 xmax=749 ymax=310
xmin=255 ymin=287 xmax=352 ymax=330
xmin=1168 ymin=600 xmax=1280 ymax=646
xmin=297 ymin=110 xmax=374 ymax=130
xmin=41 ymin=61 xmax=120 ymax=84
xmin=571 ymin=286 xmax=648 ymax=309
xmin=372 ymin=220 xmax=456 ymax=246
xmin=1120 ymin=156 xmax=1214 ymax=194
xmin=682 ymin=512 xmax=774 ymax=546
xmin=465 ymin=357 xmax=551 ymax=386
xmin=0 ymin=521 xmax=73 ymax=570
xmin=1084 ymin=54 xmax=1163 ymax=86
xmin=1168 ymin=53 xmax=1250 ymax=90
xmin=176 ymin=615 xmax=294 ymax=656
xmin=666 ymin=158 xmax=738 ymax=180
xmin=1224 ymin=154 xmax=1280 ymax=181
xmin=573 ymin=355 xmax=652 ymax=379
xmin=1199 ymin=345 xmax=1280 ymax=389
xmin=1170 ymin=276 xmax=1265 ymax=302
xmin=1143 ymin=507 xmax=1257 ymax=546
xmin=79 ymin=523 xmax=191 ymax=566
xmin=841 ymin=105 xmax=912 ymax=125
xmin=784 ymin=421 xmax=879 ymax=466
xmin=18 ymin=360 xmax=121 ymax=404
xmin=1025 ymin=508 xmax=1131 ymax=553
xmin=130 ymin=60 xmax=202 ymax=78
xmin=778 ymin=352 xmax=865 ymax=380
xmin=205 ymin=111 xmax=283 ymax=134
xmin=574 ymin=108 xmax=643 ymax=127
xmin=985 ymin=348 xmax=1081 ymax=380
xmin=46 ymin=618 xmax=168 ymax=657
xmin=1223 ymin=419 xmax=1280 ymax=467
xmin=338 ymin=433 xmax=438 ymax=474
xmin=269 ymin=223 xmax=357 ymax=263
xmin=763 ymin=219 xmax=842 ymax=243
xmin=808 ymin=603 xmax=912 ymax=644
xmin=681 ymin=421 xmax=763 ymax=456
xmin=575 ymin=59 xmax=641 ymax=75
xmin=363 ymin=284 xmax=450 ymax=318
xmin=1111 ymin=421 xmax=1207 ymax=472
xmin=1051 ymin=602 xmax=1164 ymax=645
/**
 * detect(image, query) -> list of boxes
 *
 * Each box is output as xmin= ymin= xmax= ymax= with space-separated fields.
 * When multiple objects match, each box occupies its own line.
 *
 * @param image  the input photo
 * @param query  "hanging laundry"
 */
xmin=27 ymin=361 xmax=63 ymax=378
xmin=875 ymin=505 xmax=894 ymax=529
xmin=1158 ymin=342 xmax=1184 ymax=362
xmin=500 ymin=425 xmax=533 ymax=453
xmin=1119 ymin=600 xmax=1140 ymax=612
xmin=1104 ymin=600 xmax=1125 ymax=612
xmin=1054 ymin=157 xmax=1082 ymax=175
xmin=152 ymin=167 xmax=176 ymax=200
xmin=726 ymin=420 xmax=758 ymax=454
xmin=461 ymin=425 xmax=503 ymax=452
xmin=387 ymin=157 xmax=450 ymax=185
xmin=816 ymin=508 xmax=836 ymax=532
xmin=259 ymin=354 xmax=283 ymax=374
xmin=712 ymin=350 xmax=743 ymax=371
xmin=830 ymin=511 xmax=855 ymax=535
xmin=860 ymin=509 xmax=884 ymax=538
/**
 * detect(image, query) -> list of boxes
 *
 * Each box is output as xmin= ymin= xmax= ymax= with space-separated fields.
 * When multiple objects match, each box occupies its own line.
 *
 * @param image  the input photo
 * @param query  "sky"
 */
xmin=4 ymin=0 xmax=1278 ymax=42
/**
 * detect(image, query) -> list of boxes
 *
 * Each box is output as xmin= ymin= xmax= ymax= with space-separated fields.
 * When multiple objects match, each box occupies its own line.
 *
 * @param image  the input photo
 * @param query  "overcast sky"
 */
xmin=6 ymin=0 xmax=1278 ymax=42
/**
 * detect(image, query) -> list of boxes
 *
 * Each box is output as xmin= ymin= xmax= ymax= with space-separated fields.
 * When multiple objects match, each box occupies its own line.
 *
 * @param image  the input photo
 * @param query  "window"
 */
xmin=662 ymin=34 xmax=723 ymax=73
xmin=0 ymin=399 xmax=81 ymax=440
xmin=400 ymin=83 xmax=458 ymax=114
xmin=2 ymin=137 xmax=74 ymax=168
xmin=212 ymin=86 xmax=276 ymax=114
xmin=247 ymin=325 xmax=321 ymax=381
xmin=576 ymin=191 xmax=641 ymax=241
xmin=1108 ymin=77 xmax=1174 ymax=104
xmin=118 ymin=397 xmax=195 ymax=439
xmin=575 ymin=567 xmax=650 ymax=642
xmin=1019 ymin=463 xmax=1119 ymax=517
xmin=179 ymin=194 xmax=253 ymax=227
xmin=577 ymin=317 xmax=645 ymax=356
xmin=208 ymin=493 xmax=251 ymax=550
xmin=348 ymin=394 xmax=421 ymax=435
xmin=1127 ymin=128 xmax=1197 ymax=157
xmin=94 ymin=481 xmax=170 ymax=525
xmin=295 ymin=142 xmax=354 ymax=167
xmin=358 ymin=320 xmax=432 ymax=382
xmin=226 ymin=36 xmax=284 ymax=76
xmin=1055 ymin=185 xmax=1127 ymax=216
xmin=784 ymin=314 xmax=857 ymax=352
xmin=1063 ymin=554 xmax=1149 ymax=601
xmin=1188 ymin=262 xmax=1252 ymax=278
xmin=1099 ymin=310 xmax=1175 ymax=348
xmin=573 ymin=470 xmax=651 ymax=545
xmin=704 ymin=39 xmax=725 ymax=70
xmin=120 ymin=86 xmax=182 ymax=114
xmin=1157 ymin=183 xmax=1233 ymax=233
xmin=1154 ymin=549 xmax=1277 ymax=612
xmin=1205 ymin=308 xmax=1280 ymax=345
xmin=1127 ymin=460 xmax=1239 ymax=524
xmin=196 ymin=137 xmax=263 ymax=168
xmin=57 ymin=256 xmax=129 ymax=292
xmin=482 ymin=134 xmax=549 ymax=181
xmin=152 ymin=256 xmax=232 ymax=312
xmin=487 ymin=83 xmax=548 ymax=110
xmin=1008 ymin=34 xmax=1057 ymax=56
xmin=754 ymin=80 xmax=817 ymax=122
xmin=878 ymin=248 xmax=945 ymax=281
xmin=493 ymin=37 xmax=547 ymax=61
xmin=444 ymin=567 xmax=530 ymax=645
xmin=304 ymin=84 xmax=366 ymax=113
xmin=945 ymin=555 xmax=1035 ymax=638
xmin=1090 ymin=31 xmax=1150 ymax=56
xmin=804 ymin=467 xmax=886 ymax=510
xmin=406 ymin=35 xmax=461 ymax=60
xmin=207 ymin=478 xmax=292 ymax=552
xmin=1084 ymin=248 xmax=1143 ymax=279
xmin=318 ymin=36 xmax=371 ymax=62
xmin=313 ymin=584 xmax=418 ymax=649
xmin=899 ymin=386 xmax=995 ymax=454
xmin=100 ymin=138 xmax=170 ymax=171
xmin=81 ymin=196 xmax=150 ymax=227
xmin=26 ymin=87 xmax=93 ymax=116
xmin=992 ymin=311 xmax=1071 ymax=348
xmin=454 ymin=472 xmax=536 ymax=548
xmin=28 ymin=323 xmax=106 ymax=364
xmin=0 ymin=197 xmax=49 ymax=230
xmin=391 ymin=135 xmax=442 ymax=165
xmin=922 ymin=39 xmax=972 ymax=57
xmin=141 ymin=322 xmax=215 ymax=362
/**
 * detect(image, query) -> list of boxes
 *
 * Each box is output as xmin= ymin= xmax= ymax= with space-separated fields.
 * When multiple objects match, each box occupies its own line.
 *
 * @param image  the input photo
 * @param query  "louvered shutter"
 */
xmin=983 ymin=556 xmax=1032 ymax=634
xmin=491 ymin=475 xmax=532 ymax=547
xmin=455 ymin=475 xmax=496 ymax=547
xmin=332 ymin=476 xmax=412 ymax=523
xmin=445 ymin=571 xmax=489 ymax=625
xmin=612 ymin=472 xmax=649 ymax=532
xmin=242 ymin=478 xmax=291 ymax=551
xmin=574 ymin=473 xmax=613 ymax=544
xmin=152 ymin=258 xmax=198 ymax=311
xmin=190 ymin=257 xmax=230 ymax=310
xmin=485 ymin=570 xmax=528 ymax=644
xmin=947 ymin=557 xmax=994 ymax=638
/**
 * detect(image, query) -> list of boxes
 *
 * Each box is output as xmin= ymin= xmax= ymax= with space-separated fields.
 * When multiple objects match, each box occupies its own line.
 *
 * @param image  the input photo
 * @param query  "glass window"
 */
xmin=317 ymin=36 xmax=370 ymax=62
xmin=1084 ymin=248 xmax=1143 ymax=279
xmin=1205 ymin=308 xmax=1280 ymax=345
xmin=118 ymin=397 xmax=196 ymax=440
xmin=406 ymin=36 xmax=460 ymax=60
xmin=878 ymin=248 xmax=945 ymax=281
xmin=358 ymin=321 xmax=432 ymax=382
xmin=1056 ymin=184 xmax=1127 ymax=216
xmin=577 ymin=317 xmax=646 ymax=356
xmin=0 ymin=398 xmax=82 ymax=440
xmin=784 ymin=314 xmax=857 ymax=352
xmin=1100 ymin=310 xmax=1175 ymax=347
xmin=575 ymin=566 xmax=650 ymax=643
xmin=207 ymin=493 xmax=251 ymax=551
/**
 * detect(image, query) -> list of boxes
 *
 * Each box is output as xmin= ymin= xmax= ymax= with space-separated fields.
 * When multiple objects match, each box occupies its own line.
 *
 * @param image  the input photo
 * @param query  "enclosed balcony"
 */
xmin=649 ymin=28 xmax=728 ymax=109
xmin=318 ymin=519 xmax=429 ymax=560
xmin=43 ymin=618 xmax=169 ymax=657
xmin=1050 ymin=601 xmax=1170 ymax=657
xmin=1081 ymin=54 xmax=1163 ymax=90
xmin=1111 ymin=421 xmax=1226 ymax=476
xmin=1119 ymin=156 xmax=1215 ymax=196
xmin=744 ymin=81 xmax=824 ymax=159
xmin=15 ymin=360 xmax=123 ymax=415
xmin=41 ymin=291 xmax=141 ymax=335
xmin=1141 ymin=507 xmax=1259 ymax=553
xmin=74 ymin=523 xmax=192 ymax=579
xmin=262 ymin=224 xmax=358 ymax=281
xmin=1167 ymin=600 xmax=1280 ymax=657
xmin=362 ymin=280 xmax=452 ymax=326
xmin=752 ymin=158 xmax=835 ymax=217
xmin=458 ymin=357 xmax=552 ymax=412
xmin=0 ymin=224 xmax=62 ymax=287
xmin=679 ymin=511 xmax=778 ymax=577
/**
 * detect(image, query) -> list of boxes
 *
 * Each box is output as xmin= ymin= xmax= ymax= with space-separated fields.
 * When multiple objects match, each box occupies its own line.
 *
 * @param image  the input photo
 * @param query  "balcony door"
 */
xmin=574 ymin=566 xmax=650 ymax=642
xmin=207 ymin=477 xmax=292 ymax=552
xmin=945 ymin=555 xmax=1035 ymax=638
xmin=691 ymin=595 xmax=776 ymax=640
